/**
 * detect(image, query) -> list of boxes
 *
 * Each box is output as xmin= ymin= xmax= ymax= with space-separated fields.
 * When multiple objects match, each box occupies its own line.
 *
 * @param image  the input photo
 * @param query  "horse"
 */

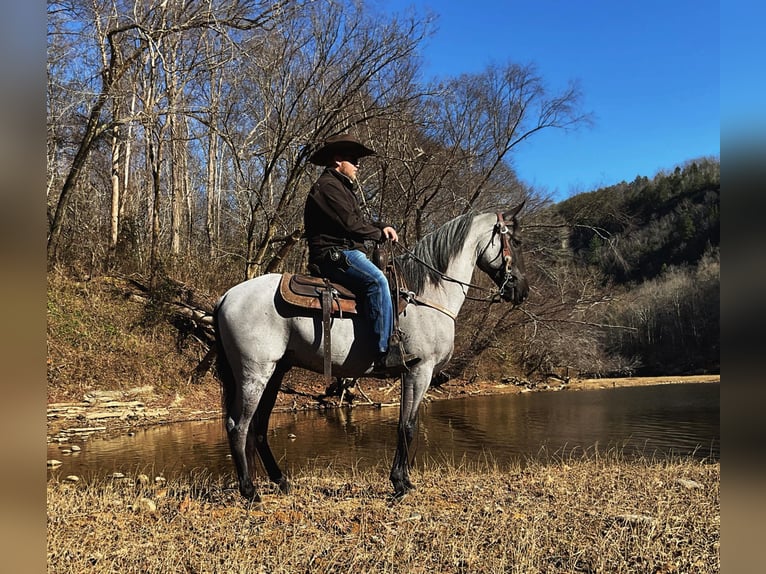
xmin=214 ymin=204 xmax=529 ymax=500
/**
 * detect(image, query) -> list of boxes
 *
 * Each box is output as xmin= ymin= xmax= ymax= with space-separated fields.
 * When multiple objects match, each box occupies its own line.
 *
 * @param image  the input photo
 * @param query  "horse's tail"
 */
xmin=212 ymin=297 xmax=237 ymax=425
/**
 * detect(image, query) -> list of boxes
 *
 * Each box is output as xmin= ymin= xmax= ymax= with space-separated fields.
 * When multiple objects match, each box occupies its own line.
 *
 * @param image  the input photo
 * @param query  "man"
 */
xmin=303 ymin=133 xmax=419 ymax=374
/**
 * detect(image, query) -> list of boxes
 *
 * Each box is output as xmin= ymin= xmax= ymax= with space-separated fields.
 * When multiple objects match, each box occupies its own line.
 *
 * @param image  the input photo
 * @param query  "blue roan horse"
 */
xmin=214 ymin=204 xmax=529 ymax=500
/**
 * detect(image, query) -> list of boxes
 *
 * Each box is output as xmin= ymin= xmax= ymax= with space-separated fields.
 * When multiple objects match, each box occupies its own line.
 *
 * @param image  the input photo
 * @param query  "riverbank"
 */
xmin=47 ymin=272 xmax=719 ymax=443
xmin=46 ymin=373 xmax=720 ymax=444
xmin=47 ymin=453 xmax=719 ymax=573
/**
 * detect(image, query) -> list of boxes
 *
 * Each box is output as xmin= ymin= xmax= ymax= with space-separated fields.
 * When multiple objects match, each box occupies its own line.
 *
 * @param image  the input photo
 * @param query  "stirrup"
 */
xmin=372 ymin=346 xmax=420 ymax=375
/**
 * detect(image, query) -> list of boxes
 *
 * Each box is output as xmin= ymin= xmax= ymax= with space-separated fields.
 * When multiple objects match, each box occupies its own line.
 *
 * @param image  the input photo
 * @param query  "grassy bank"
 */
xmin=47 ymin=454 xmax=719 ymax=573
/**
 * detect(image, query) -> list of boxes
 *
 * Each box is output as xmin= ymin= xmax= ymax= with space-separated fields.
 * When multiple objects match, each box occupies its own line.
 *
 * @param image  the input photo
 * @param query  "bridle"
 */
xmin=477 ymin=212 xmax=519 ymax=300
xmin=392 ymin=212 xmax=522 ymax=315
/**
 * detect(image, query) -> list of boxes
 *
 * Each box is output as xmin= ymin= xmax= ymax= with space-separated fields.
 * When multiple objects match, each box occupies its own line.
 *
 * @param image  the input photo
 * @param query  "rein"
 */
xmin=394 ymin=242 xmax=492 ymax=297
xmin=391 ymin=212 xmax=515 ymax=315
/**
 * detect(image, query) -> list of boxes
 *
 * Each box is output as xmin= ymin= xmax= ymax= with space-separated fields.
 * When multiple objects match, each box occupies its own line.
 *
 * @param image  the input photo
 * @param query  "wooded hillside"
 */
xmin=547 ymin=159 xmax=719 ymax=376
xmin=46 ymin=1 xmax=718 ymax=383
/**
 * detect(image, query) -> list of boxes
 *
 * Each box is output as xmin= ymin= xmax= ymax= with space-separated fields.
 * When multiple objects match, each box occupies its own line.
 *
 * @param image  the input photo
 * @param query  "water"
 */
xmin=47 ymin=383 xmax=719 ymax=480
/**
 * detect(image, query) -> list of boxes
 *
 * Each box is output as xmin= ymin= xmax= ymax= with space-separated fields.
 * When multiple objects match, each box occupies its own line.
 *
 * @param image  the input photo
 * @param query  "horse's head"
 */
xmin=476 ymin=203 xmax=529 ymax=305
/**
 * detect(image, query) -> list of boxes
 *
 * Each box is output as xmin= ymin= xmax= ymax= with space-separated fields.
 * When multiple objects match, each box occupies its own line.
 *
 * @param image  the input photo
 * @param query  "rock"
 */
xmin=111 ymin=472 xmax=126 ymax=479
xmin=676 ymin=478 xmax=703 ymax=490
xmin=98 ymin=401 xmax=146 ymax=409
xmin=124 ymin=385 xmax=155 ymax=398
xmin=67 ymin=426 xmax=107 ymax=434
xmin=47 ymin=459 xmax=62 ymax=467
xmin=134 ymin=497 xmax=157 ymax=513
xmin=48 ymin=402 xmax=86 ymax=409
xmin=84 ymin=411 xmax=129 ymax=420
xmin=70 ymin=445 xmax=81 ymax=452
xmin=64 ymin=475 xmax=80 ymax=482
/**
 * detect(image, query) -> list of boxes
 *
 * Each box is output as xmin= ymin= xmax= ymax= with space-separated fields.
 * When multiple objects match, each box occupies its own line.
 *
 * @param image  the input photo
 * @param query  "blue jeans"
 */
xmin=317 ymin=249 xmax=393 ymax=354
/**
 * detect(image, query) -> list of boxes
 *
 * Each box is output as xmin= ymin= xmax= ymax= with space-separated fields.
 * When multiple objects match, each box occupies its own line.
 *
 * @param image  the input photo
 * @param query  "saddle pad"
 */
xmin=278 ymin=273 xmax=358 ymax=316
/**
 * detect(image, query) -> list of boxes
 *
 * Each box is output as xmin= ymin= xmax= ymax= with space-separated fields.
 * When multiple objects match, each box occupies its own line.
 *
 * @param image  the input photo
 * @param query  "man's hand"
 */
xmin=382 ymin=226 xmax=399 ymax=242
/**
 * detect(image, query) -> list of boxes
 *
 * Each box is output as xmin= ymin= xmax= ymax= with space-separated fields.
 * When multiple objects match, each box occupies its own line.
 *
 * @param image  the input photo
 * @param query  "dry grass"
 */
xmin=46 ymin=272 xmax=216 ymax=405
xmin=47 ymin=453 xmax=719 ymax=573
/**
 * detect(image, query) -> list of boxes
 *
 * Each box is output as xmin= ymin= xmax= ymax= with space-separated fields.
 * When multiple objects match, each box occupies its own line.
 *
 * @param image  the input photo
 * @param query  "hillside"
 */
xmin=530 ymin=158 xmax=720 ymax=376
xmin=555 ymin=157 xmax=720 ymax=284
xmin=46 ymin=272 xmax=216 ymax=406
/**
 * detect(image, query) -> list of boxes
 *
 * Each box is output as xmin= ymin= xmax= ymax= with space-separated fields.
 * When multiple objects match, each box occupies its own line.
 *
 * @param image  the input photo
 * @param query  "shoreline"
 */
xmin=46 ymin=374 xmax=719 ymax=443
xmin=556 ymin=373 xmax=719 ymax=392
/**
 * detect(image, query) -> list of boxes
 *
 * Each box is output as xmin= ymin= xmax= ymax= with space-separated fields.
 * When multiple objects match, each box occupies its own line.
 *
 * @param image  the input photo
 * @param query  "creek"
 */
xmin=47 ymin=382 xmax=719 ymax=481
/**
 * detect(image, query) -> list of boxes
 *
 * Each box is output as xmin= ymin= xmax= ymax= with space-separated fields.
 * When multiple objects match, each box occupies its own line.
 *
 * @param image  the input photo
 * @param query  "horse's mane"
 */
xmin=396 ymin=213 xmax=475 ymax=295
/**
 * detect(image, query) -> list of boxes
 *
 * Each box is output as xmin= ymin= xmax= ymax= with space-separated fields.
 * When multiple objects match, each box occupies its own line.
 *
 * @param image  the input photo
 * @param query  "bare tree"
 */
xmin=216 ymin=2 xmax=431 ymax=279
xmin=47 ymin=0 xmax=298 ymax=265
xmin=360 ymin=63 xmax=588 ymax=246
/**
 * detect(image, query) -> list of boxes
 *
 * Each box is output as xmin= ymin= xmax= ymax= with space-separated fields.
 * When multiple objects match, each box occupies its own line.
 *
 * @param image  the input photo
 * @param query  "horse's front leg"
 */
xmin=390 ymin=369 xmax=431 ymax=498
xmin=391 ymin=414 xmax=417 ymax=497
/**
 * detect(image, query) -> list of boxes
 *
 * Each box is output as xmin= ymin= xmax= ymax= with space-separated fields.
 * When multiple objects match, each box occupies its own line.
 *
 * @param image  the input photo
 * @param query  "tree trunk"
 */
xmin=168 ymin=78 xmax=181 ymax=257
xmin=47 ymin=91 xmax=109 ymax=263
xmin=109 ymin=125 xmax=121 ymax=256
xmin=206 ymin=129 xmax=219 ymax=258
xmin=148 ymin=133 xmax=163 ymax=282
xmin=205 ymin=71 xmax=222 ymax=258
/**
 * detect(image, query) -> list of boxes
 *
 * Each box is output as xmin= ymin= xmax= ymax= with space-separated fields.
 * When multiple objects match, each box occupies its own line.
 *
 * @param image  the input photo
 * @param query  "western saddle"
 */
xmin=277 ymin=248 xmax=406 ymax=385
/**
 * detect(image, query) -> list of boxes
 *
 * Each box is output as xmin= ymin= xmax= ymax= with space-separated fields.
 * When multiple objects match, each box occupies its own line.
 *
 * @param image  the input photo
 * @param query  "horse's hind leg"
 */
xmin=248 ymin=363 xmax=291 ymax=494
xmin=226 ymin=373 xmax=272 ymax=501
xmin=227 ymin=408 xmax=258 ymax=500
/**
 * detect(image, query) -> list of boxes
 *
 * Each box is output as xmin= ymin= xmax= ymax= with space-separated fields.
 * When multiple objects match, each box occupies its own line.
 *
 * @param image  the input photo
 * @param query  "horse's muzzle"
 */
xmin=498 ymin=273 xmax=529 ymax=305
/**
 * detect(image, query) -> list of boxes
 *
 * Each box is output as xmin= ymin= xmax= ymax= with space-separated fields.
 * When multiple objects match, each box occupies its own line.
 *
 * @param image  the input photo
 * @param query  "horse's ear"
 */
xmin=505 ymin=201 xmax=525 ymax=220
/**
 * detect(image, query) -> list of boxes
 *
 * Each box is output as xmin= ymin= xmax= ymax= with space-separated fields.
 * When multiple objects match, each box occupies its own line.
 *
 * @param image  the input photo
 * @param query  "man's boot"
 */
xmin=372 ymin=344 xmax=420 ymax=375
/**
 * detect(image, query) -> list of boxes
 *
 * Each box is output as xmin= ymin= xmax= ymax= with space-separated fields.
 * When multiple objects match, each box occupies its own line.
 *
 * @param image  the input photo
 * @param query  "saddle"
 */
xmin=277 ymin=248 xmax=409 ymax=386
xmin=278 ymin=273 xmax=359 ymax=316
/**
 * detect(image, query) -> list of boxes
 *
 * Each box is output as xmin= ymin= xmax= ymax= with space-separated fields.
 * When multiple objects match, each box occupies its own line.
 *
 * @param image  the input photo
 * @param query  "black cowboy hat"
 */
xmin=308 ymin=133 xmax=376 ymax=166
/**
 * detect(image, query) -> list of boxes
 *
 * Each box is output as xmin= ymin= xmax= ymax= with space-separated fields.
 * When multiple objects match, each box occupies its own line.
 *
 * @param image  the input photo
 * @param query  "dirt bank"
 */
xmin=563 ymin=374 xmax=720 ymax=391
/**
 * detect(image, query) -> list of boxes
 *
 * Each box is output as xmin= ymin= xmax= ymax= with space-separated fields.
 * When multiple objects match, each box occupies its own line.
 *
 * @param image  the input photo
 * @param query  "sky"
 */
xmin=376 ymin=0 xmax=722 ymax=201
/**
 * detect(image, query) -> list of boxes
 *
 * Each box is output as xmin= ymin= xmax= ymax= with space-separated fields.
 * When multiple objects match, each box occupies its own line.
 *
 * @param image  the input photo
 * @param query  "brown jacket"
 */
xmin=303 ymin=168 xmax=387 ymax=265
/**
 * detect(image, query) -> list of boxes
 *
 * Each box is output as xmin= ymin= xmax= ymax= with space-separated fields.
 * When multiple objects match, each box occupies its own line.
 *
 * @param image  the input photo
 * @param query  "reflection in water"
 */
xmin=48 ymin=383 xmax=719 ymax=481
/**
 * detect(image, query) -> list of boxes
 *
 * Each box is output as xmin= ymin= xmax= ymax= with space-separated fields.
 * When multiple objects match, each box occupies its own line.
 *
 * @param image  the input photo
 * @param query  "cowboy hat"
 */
xmin=308 ymin=133 xmax=376 ymax=166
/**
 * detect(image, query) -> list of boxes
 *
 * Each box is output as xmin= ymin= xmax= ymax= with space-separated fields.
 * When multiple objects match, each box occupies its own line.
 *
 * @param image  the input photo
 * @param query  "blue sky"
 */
xmin=377 ymin=0 xmax=721 ymax=201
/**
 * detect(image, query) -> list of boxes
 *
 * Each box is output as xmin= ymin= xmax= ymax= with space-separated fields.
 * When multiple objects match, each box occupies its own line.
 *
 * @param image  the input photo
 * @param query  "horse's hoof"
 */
xmin=239 ymin=484 xmax=260 ymax=502
xmin=391 ymin=489 xmax=410 ymax=503
xmin=278 ymin=477 xmax=292 ymax=494
xmin=391 ymin=482 xmax=414 ymax=502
